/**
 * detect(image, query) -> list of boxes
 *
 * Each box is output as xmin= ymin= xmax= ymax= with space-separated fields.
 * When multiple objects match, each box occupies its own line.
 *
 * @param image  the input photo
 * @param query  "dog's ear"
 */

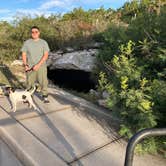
xmin=4 ymin=87 xmax=11 ymax=96
xmin=5 ymin=87 xmax=15 ymax=93
xmin=11 ymin=87 xmax=15 ymax=92
xmin=5 ymin=87 xmax=10 ymax=91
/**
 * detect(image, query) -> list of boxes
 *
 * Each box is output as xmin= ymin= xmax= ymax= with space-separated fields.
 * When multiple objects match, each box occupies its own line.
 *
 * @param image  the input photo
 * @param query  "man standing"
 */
xmin=21 ymin=26 xmax=50 ymax=103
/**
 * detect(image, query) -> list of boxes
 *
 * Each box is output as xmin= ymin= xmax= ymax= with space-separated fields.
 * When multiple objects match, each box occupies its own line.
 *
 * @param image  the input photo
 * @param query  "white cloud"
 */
xmin=0 ymin=0 xmax=128 ymax=22
xmin=15 ymin=8 xmax=56 ymax=19
xmin=0 ymin=16 xmax=13 ymax=22
xmin=0 ymin=12 xmax=15 ymax=22
xmin=38 ymin=0 xmax=128 ymax=12
xmin=0 ymin=9 xmax=11 ymax=14
xmin=15 ymin=0 xmax=75 ymax=17
xmin=16 ymin=9 xmax=43 ymax=16
xmin=0 ymin=9 xmax=14 ymax=22
xmin=39 ymin=0 xmax=66 ymax=10
xmin=39 ymin=0 xmax=77 ymax=11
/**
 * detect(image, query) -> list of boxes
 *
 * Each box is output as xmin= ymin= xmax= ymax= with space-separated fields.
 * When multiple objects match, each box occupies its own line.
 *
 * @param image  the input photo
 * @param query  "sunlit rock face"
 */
xmin=47 ymin=49 xmax=98 ymax=72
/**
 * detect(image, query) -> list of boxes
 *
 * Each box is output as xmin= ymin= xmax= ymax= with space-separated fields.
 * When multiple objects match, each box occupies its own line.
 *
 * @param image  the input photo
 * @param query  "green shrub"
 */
xmin=98 ymin=40 xmax=165 ymax=154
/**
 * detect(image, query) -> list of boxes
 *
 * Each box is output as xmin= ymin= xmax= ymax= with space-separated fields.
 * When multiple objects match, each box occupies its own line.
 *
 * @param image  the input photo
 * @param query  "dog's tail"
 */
xmin=27 ymin=86 xmax=37 ymax=95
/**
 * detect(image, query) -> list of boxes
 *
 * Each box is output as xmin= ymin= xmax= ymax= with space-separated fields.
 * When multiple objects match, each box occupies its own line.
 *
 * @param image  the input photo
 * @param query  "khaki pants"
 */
xmin=26 ymin=65 xmax=48 ymax=96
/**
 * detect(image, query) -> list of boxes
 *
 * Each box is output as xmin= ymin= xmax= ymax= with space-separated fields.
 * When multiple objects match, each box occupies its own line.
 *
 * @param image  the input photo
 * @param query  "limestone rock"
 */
xmin=11 ymin=60 xmax=23 ymax=66
xmin=89 ymin=89 xmax=100 ymax=98
xmin=98 ymin=99 xmax=108 ymax=108
xmin=102 ymin=90 xmax=109 ymax=99
xmin=48 ymin=49 xmax=98 ymax=72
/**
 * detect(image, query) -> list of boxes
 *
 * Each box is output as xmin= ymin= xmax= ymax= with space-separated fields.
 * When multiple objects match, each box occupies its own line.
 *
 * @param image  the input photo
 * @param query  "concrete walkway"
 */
xmin=0 ymin=87 xmax=165 ymax=166
xmin=0 ymin=139 xmax=23 ymax=166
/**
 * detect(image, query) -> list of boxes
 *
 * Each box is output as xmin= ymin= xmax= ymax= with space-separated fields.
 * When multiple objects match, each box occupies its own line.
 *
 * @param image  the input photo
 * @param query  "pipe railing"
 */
xmin=124 ymin=128 xmax=166 ymax=166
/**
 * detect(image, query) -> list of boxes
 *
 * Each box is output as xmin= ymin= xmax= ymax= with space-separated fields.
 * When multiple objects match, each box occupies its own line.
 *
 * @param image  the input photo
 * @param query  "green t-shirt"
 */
xmin=21 ymin=38 xmax=50 ymax=67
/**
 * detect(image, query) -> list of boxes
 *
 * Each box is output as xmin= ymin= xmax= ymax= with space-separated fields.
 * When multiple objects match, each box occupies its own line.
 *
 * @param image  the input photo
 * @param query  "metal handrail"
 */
xmin=124 ymin=128 xmax=166 ymax=166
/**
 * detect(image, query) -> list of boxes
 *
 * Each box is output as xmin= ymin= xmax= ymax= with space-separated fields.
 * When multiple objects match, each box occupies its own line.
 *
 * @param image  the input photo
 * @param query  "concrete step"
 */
xmin=0 ymin=139 xmax=23 ymax=166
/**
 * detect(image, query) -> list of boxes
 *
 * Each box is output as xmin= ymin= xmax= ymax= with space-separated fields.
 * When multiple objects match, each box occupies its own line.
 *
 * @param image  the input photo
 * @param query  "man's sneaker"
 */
xmin=43 ymin=95 xmax=50 ymax=103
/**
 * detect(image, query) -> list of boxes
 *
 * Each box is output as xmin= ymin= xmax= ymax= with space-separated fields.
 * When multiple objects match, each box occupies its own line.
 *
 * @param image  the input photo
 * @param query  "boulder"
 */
xmin=48 ymin=49 xmax=98 ymax=72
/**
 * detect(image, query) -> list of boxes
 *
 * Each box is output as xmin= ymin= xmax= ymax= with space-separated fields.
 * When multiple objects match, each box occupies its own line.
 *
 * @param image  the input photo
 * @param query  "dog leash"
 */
xmin=25 ymin=66 xmax=34 ymax=72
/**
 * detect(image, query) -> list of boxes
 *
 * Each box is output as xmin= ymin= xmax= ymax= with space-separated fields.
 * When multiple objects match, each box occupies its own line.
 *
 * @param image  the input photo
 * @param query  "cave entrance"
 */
xmin=47 ymin=68 xmax=96 ymax=93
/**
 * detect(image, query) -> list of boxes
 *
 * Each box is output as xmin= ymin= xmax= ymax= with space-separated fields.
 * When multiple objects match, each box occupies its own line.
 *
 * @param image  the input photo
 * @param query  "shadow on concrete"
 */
xmin=0 ymin=105 xmax=17 ymax=126
xmin=49 ymin=92 xmax=121 ymax=142
xmin=29 ymin=95 xmax=84 ymax=166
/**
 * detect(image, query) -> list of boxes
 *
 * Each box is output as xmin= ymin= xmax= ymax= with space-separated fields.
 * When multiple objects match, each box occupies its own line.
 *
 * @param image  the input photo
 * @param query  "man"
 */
xmin=21 ymin=26 xmax=50 ymax=103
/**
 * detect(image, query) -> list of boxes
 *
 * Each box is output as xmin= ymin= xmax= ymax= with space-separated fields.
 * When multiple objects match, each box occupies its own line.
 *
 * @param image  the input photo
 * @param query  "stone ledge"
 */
xmin=48 ymin=86 xmax=119 ymax=122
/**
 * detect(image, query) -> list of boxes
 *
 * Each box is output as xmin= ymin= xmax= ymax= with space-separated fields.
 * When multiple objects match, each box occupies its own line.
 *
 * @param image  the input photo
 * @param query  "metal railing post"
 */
xmin=124 ymin=128 xmax=166 ymax=166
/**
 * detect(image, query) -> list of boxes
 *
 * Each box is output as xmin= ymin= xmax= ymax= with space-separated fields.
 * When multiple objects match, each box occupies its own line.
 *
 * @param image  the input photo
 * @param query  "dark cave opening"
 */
xmin=47 ymin=68 xmax=96 ymax=93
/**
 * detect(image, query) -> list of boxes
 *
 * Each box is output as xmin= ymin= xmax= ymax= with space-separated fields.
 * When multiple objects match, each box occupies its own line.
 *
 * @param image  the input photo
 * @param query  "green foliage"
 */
xmin=98 ymin=39 xmax=165 ymax=154
xmin=0 ymin=21 xmax=20 ymax=61
xmin=135 ymin=138 xmax=158 ymax=154
xmin=62 ymin=7 xmax=92 ymax=22
xmin=98 ymin=72 xmax=108 ymax=91
xmin=151 ymin=80 xmax=166 ymax=127
xmin=120 ymin=0 xmax=166 ymax=23
xmin=96 ymin=2 xmax=166 ymax=154
xmin=98 ymin=24 xmax=128 ymax=61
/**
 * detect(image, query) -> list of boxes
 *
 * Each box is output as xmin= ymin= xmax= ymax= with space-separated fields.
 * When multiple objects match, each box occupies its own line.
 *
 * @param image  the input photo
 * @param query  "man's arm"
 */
xmin=22 ymin=52 xmax=27 ymax=66
xmin=33 ymin=51 xmax=49 ymax=71
xmin=22 ymin=52 xmax=31 ymax=71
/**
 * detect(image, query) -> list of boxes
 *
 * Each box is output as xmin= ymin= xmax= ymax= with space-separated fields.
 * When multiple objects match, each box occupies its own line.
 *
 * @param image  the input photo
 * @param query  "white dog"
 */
xmin=6 ymin=86 xmax=38 ymax=112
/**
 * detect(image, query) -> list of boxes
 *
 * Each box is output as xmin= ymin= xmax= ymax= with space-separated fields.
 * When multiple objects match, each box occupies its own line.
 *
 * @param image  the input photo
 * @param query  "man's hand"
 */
xmin=32 ymin=64 xmax=40 ymax=71
xmin=24 ymin=65 xmax=31 ymax=72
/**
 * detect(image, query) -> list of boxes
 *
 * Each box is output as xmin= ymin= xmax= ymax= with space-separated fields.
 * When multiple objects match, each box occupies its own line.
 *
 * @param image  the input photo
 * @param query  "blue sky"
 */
xmin=0 ymin=0 xmax=128 ymax=22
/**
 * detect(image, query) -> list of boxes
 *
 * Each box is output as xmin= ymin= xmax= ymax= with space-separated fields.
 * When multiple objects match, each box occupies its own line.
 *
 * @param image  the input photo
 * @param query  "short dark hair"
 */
xmin=31 ymin=26 xmax=40 ymax=31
